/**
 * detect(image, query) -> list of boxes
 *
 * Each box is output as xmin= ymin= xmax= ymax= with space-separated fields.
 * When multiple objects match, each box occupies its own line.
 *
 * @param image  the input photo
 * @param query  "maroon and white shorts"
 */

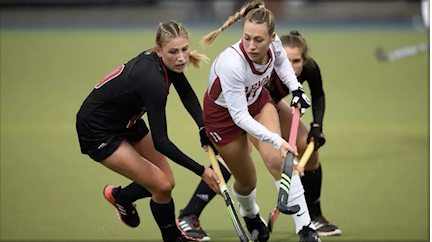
xmin=203 ymin=88 xmax=277 ymax=146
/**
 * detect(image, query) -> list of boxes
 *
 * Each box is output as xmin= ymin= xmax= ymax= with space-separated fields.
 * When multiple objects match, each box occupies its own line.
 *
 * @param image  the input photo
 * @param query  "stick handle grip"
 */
xmin=208 ymin=147 xmax=226 ymax=187
xmin=289 ymin=108 xmax=300 ymax=146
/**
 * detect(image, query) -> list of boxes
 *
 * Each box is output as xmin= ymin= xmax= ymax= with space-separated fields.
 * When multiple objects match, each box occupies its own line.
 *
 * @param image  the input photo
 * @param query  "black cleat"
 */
xmin=312 ymin=215 xmax=342 ymax=237
xmin=299 ymin=226 xmax=321 ymax=242
xmin=173 ymin=234 xmax=195 ymax=242
xmin=176 ymin=211 xmax=210 ymax=241
xmin=103 ymin=185 xmax=140 ymax=228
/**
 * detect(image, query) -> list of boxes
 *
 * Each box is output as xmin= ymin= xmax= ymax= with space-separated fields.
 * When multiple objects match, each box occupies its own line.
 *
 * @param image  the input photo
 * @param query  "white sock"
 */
xmin=231 ymin=184 xmax=259 ymax=218
xmin=287 ymin=173 xmax=316 ymax=233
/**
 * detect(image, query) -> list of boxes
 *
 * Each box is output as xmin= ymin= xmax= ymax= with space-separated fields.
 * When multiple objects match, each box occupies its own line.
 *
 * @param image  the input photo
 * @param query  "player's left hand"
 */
xmin=199 ymin=127 xmax=219 ymax=155
xmin=307 ymin=123 xmax=326 ymax=151
xmin=201 ymin=167 xmax=221 ymax=195
xmin=290 ymin=87 xmax=311 ymax=115
xmin=294 ymin=165 xmax=305 ymax=177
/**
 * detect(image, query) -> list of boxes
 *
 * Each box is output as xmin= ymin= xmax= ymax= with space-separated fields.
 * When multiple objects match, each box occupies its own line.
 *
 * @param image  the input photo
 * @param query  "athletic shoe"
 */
xmin=103 ymin=185 xmax=140 ymax=228
xmin=177 ymin=211 xmax=210 ymax=241
xmin=312 ymin=215 xmax=342 ymax=236
xmin=174 ymin=234 xmax=196 ymax=242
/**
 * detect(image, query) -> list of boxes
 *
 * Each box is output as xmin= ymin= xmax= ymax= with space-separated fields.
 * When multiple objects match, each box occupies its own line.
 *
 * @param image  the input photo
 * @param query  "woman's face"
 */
xmin=242 ymin=21 xmax=275 ymax=64
xmin=284 ymin=46 xmax=304 ymax=76
xmin=156 ymin=36 xmax=190 ymax=73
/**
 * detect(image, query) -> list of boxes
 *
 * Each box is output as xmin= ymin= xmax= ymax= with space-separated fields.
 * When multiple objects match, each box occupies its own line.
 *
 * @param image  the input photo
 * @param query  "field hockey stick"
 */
xmin=208 ymin=147 xmax=258 ymax=242
xmin=375 ymin=43 xmax=429 ymax=62
xmin=296 ymin=139 xmax=315 ymax=172
xmin=277 ymin=107 xmax=301 ymax=215
xmin=268 ymin=140 xmax=315 ymax=232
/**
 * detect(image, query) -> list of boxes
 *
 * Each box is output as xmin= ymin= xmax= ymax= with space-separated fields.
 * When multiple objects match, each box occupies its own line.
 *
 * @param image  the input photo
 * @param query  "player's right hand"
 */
xmin=290 ymin=87 xmax=311 ymax=115
xmin=279 ymin=140 xmax=298 ymax=159
xmin=201 ymin=167 xmax=221 ymax=195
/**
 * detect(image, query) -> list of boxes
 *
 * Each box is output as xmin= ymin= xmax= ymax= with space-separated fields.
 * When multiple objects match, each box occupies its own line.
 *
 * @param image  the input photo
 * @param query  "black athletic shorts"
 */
xmin=76 ymin=119 xmax=149 ymax=162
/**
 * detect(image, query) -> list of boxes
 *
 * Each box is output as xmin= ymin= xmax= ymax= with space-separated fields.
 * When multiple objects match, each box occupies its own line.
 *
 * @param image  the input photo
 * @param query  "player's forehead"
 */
xmin=242 ymin=21 xmax=269 ymax=38
xmin=162 ymin=36 xmax=189 ymax=49
xmin=284 ymin=46 xmax=302 ymax=59
xmin=284 ymin=46 xmax=301 ymax=53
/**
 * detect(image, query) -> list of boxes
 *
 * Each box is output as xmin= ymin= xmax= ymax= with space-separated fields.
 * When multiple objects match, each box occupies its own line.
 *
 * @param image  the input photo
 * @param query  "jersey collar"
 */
xmin=239 ymin=40 xmax=273 ymax=75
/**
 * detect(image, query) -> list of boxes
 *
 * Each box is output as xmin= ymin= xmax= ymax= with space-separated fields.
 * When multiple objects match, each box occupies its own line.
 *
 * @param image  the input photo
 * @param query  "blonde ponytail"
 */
xmin=188 ymin=50 xmax=209 ymax=69
xmin=201 ymin=0 xmax=265 ymax=47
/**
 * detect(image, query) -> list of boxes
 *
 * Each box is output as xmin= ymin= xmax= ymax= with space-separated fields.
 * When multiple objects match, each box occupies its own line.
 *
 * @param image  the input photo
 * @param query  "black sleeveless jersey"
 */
xmin=76 ymin=50 xmax=205 ymax=175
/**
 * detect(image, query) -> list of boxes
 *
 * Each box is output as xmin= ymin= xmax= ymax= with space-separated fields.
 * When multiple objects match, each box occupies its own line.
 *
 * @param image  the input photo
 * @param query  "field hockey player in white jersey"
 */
xmin=195 ymin=1 xmax=320 ymax=241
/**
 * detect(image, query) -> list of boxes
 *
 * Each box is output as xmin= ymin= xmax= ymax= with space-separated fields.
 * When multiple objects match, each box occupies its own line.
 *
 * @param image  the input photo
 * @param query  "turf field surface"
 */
xmin=0 ymin=28 xmax=429 ymax=241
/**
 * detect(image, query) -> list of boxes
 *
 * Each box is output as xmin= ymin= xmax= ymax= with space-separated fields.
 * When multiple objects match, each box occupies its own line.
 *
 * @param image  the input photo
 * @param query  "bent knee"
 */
xmin=152 ymin=180 xmax=174 ymax=197
xmin=169 ymin=177 xmax=175 ymax=190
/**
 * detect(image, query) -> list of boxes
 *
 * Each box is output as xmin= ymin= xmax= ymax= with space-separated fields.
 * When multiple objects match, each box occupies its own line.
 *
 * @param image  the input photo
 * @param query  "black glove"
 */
xmin=307 ymin=123 xmax=326 ymax=151
xmin=291 ymin=87 xmax=311 ymax=114
xmin=199 ymin=128 xmax=218 ymax=155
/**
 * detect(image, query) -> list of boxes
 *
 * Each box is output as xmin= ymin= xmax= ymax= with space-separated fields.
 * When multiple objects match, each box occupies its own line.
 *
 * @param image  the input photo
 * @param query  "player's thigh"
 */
xmin=131 ymin=132 xmax=175 ymax=188
xmin=214 ymin=134 xmax=256 ymax=193
xmin=101 ymin=140 xmax=173 ymax=196
xmin=248 ymin=103 xmax=283 ymax=179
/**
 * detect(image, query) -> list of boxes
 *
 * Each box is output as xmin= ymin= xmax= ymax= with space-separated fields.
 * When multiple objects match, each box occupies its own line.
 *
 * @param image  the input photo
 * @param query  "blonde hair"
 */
xmin=201 ymin=1 xmax=275 ymax=47
xmin=156 ymin=21 xmax=209 ymax=68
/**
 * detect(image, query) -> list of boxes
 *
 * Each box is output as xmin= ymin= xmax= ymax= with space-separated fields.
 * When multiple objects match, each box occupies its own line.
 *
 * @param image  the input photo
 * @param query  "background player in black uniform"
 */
xmin=76 ymin=21 xmax=220 ymax=242
xmin=177 ymin=31 xmax=341 ymax=241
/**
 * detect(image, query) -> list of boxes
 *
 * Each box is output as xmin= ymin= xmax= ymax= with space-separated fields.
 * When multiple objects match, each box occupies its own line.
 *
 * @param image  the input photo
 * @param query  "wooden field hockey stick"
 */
xmin=207 ymin=147 xmax=258 ymax=242
xmin=296 ymin=139 xmax=315 ymax=171
xmin=268 ymin=140 xmax=315 ymax=232
xmin=277 ymin=107 xmax=301 ymax=215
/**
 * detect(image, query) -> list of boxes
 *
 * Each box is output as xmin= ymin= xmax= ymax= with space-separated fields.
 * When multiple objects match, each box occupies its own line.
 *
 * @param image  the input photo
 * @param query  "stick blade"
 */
xmin=277 ymin=204 xmax=300 ymax=215
xmin=375 ymin=47 xmax=389 ymax=61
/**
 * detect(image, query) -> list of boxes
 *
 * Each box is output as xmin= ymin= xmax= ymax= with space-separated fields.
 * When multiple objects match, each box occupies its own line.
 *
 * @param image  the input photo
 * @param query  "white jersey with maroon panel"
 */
xmin=204 ymin=34 xmax=302 ymax=150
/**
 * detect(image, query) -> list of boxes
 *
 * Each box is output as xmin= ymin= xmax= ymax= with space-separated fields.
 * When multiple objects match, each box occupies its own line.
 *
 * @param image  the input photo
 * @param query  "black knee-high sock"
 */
xmin=301 ymin=163 xmax=322 ymax=218
xmin=180 ymin=159 xmax=232 ymax=218
xmin=115 ymin=182 xmax=152 ymax=206
xmin=150 ymin=198 xmax=180 ymax=242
